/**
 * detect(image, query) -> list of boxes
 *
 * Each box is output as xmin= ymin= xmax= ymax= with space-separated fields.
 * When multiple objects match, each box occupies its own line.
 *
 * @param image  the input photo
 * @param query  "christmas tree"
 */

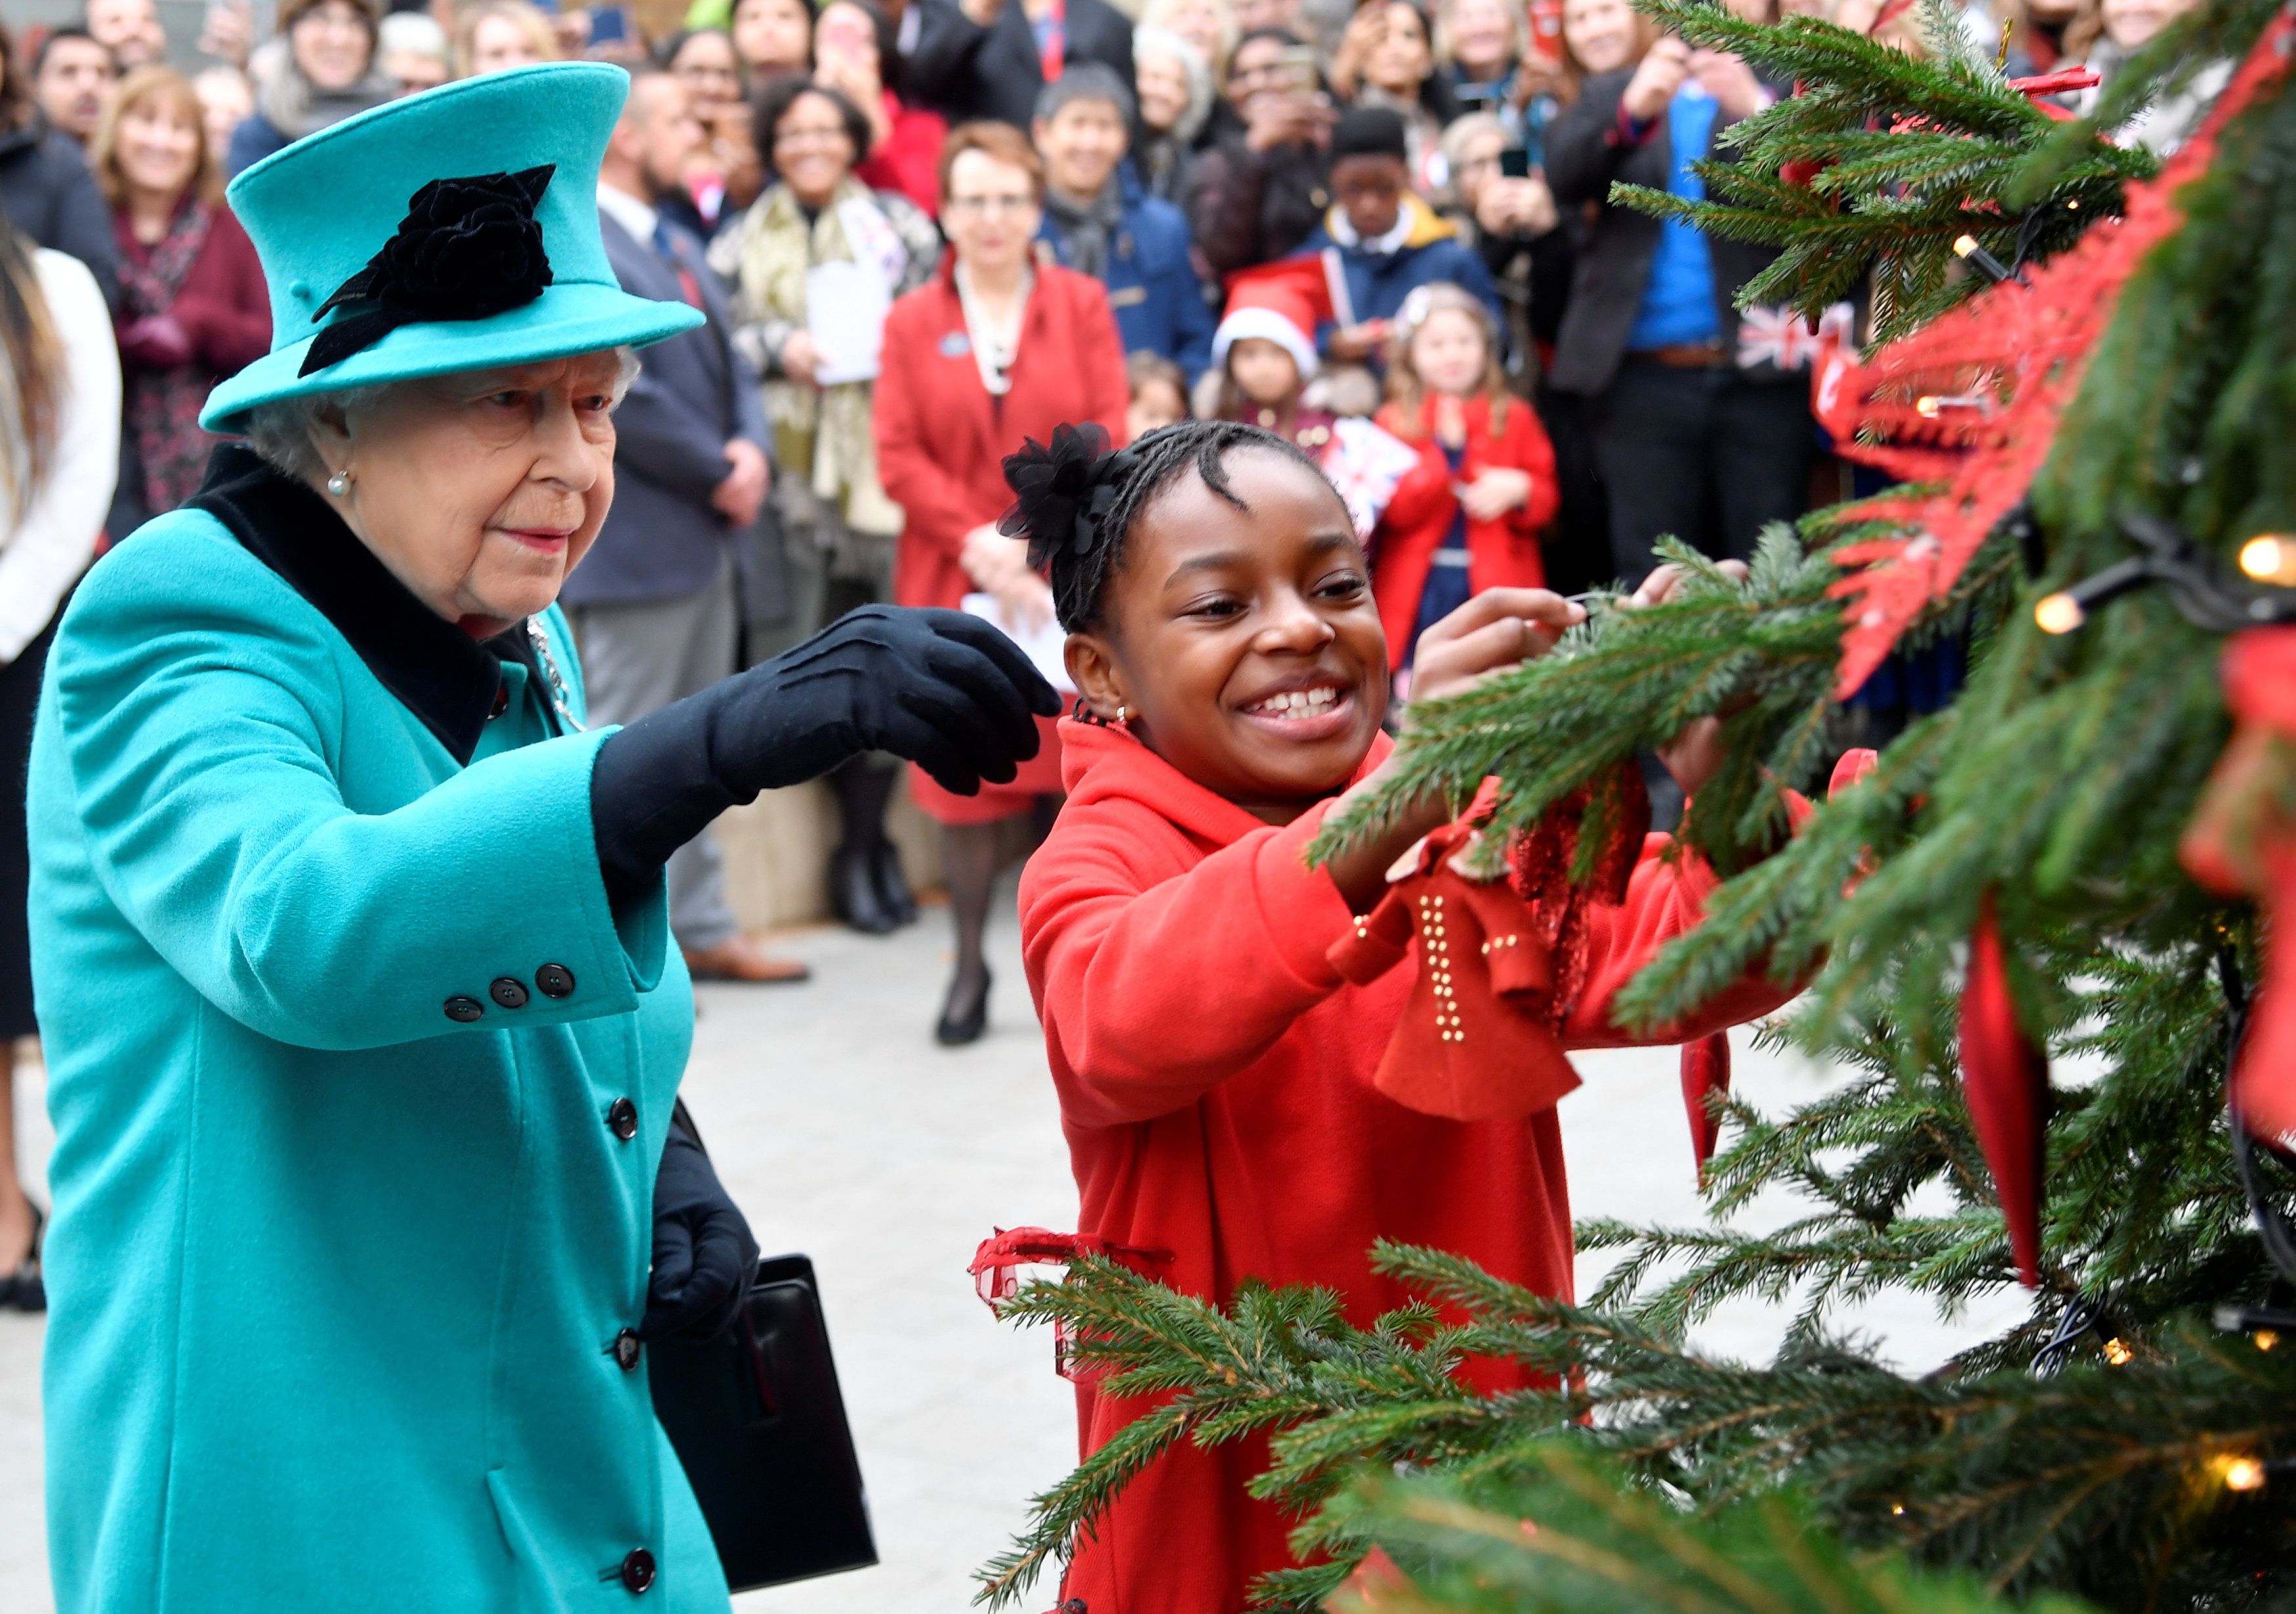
xmin=979 ymin=0 xmax=2296 ymax=1606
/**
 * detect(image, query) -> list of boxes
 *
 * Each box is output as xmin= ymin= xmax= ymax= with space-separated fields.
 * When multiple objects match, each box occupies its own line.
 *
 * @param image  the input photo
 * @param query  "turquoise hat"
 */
xmin=201 ymin=62 xmax=704 ymax=433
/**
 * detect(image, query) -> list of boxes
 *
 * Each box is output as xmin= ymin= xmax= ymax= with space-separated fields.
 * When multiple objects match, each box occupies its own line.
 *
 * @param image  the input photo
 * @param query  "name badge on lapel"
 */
xmin=939 ymin=331 xmax=972 ymax=358
xmin=1107 ymin=285 xmax=1147 ymax=310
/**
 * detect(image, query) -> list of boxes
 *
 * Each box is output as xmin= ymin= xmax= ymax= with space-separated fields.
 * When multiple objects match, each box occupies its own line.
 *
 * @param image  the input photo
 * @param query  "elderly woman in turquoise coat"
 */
xmin=30 ymin=63 xmax=1056 ymax=1613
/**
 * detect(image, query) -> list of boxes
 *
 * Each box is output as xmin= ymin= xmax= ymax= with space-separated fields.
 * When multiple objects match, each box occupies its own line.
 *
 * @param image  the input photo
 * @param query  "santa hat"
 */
xmin=1212 ymin=255 xmax=1342 ymax=382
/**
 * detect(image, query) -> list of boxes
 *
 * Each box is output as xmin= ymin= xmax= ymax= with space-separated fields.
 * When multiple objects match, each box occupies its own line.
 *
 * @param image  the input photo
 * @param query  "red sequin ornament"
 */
xmin=1506 ymin=759 xmax=1653 ymax=1027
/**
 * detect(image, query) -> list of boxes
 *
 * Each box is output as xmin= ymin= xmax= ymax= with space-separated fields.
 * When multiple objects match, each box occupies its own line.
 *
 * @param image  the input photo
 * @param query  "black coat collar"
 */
xmin=190 ymin=444 xmax=536 ymax=766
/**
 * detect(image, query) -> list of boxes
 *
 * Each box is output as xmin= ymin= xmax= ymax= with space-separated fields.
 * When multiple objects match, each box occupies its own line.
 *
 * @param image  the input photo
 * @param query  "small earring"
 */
xmin=325 ymin=470 xmax=352 ymax=498
xmin=1116 ymin=705 xmax=1128 ymax=724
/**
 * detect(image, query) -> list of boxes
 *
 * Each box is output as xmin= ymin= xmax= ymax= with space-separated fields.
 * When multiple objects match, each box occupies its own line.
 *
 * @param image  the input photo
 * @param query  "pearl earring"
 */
xmin=326 ymin=470 xmax=353 ymax=497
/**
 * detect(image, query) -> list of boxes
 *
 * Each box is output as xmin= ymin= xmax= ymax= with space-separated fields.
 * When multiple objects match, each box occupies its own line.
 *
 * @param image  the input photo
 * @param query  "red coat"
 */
xmin=1015 ymin=718 xmax=1796 ymax=1613
xmin=1371 ymin=394 xmax=1560 ymax=670
xmin=853 ymin=91 xmax=947 ymax=218
xmin=874 ymin=257 xmax=1129 ymax=615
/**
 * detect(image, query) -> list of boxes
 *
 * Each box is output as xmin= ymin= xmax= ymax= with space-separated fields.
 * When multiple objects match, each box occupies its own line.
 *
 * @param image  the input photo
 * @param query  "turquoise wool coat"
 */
xmin=30 ymin=470 xmax=729 ymax=1612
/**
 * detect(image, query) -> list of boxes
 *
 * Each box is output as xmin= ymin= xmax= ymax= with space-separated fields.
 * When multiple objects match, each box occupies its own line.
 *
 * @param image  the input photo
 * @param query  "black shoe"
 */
xmin=870 ymin=840 xmax=918 ymax=927
xmin=935 ymin=968 xmax=991 ymax=1046
xmin=1 ymin=1199 xmax=43 ymax=1314
xmin=829 ymin=844 xmax=898 ymax=935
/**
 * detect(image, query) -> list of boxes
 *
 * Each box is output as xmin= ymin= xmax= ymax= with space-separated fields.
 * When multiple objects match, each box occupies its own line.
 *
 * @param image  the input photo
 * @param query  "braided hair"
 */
xmin=998 ymin=418 xmax=1334 ymax=634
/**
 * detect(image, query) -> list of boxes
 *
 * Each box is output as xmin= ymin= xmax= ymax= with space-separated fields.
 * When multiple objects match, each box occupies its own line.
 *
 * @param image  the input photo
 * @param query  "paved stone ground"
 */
xmin=0 ymin=880 xmax=2030 ymax=1611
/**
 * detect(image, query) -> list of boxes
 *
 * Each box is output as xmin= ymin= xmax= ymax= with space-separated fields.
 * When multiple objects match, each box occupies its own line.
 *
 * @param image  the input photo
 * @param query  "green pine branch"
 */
xmin=1608 ymin=0 xmax=2158 ymax=341
xmin=979 ymin=1245 xmax=2296 ymax=1609
xmin=1335 ymin=1443 xmax=2100 ymax=1614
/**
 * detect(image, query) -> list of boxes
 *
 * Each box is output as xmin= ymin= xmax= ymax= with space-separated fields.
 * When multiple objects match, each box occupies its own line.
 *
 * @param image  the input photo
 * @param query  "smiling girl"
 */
xmin=1372 ymin=283 xmax=1557 ymax=688
xmin=1009 ymin=418 xmax=1794 ymax=1612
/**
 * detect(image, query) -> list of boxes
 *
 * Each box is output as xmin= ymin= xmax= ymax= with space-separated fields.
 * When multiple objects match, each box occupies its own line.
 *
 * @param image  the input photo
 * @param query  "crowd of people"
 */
xmin=0 ymin=0 xmax=2228 ymax=1324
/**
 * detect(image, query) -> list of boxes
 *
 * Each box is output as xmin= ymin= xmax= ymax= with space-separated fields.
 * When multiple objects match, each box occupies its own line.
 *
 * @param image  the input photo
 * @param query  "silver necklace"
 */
xmin=526 ymin=618 xmax=586 ymax=733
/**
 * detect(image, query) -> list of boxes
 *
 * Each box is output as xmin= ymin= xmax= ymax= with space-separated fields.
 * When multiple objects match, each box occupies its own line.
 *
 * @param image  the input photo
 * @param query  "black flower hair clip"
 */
xmin=998 ymin=423 xmax=1139 ymax=572
xmin=299 ymin=165 xmax=557 ymax=377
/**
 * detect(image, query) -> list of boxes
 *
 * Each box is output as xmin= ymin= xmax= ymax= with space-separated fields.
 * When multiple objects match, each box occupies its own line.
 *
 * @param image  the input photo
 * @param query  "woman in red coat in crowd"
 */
xmin=91 ymin=66 xmax=270 ymax=529
xmin=1372 ymin=285 xmax=1558 ymax=688
xmin=874 ymin=120 xmax=1128 ymax=1043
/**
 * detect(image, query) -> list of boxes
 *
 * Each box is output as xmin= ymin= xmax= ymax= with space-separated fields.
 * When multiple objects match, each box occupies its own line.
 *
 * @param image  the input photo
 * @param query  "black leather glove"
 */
xmin=642 ymin=1106 xmax=760 ymax=1342
xmin=590 ymin=604 xmax=1061 ymax=909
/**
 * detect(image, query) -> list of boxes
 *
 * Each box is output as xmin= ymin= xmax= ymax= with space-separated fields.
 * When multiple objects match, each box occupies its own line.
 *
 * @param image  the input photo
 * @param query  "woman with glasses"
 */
xmin=872 ymin=120 xmax=1127 ymax=1045
xmin=1185 ymin=26 xmax=1337 ymax=276
xmin=226 ymin=0 xmax=394 ymax=175
xmin=710 ymin=77 xmax=939 ymax=937
xmin=657 ymin=27 xmax=764 ymax=234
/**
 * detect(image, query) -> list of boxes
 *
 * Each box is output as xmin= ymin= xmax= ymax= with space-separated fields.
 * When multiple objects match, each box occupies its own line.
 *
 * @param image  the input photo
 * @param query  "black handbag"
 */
xmin=649 ymin=1252 xmax=880 ymax=1592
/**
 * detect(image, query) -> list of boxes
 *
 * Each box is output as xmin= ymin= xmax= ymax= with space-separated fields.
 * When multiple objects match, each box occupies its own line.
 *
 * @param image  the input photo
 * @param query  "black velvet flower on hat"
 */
xmin=998 ymin=423 xmax=1138 ymax=572
xmin=298 ymin=165 xmax=557 ymax=377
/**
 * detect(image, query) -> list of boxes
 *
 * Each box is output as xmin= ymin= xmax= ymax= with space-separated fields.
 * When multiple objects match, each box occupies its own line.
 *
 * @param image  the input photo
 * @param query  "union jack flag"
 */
xmin=1736 ymin=302 xmax=1859 ymax=373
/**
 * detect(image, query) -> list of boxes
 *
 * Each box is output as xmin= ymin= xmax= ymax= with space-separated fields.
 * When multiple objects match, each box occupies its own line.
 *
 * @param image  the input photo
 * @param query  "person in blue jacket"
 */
xmin=1302 ymin=103 xmax=1504 ymax=374
xmin=31 ymin=63 xmax=1056 ymax=1614
xmin=1031 ymin=63 xmax=1217 ymax=386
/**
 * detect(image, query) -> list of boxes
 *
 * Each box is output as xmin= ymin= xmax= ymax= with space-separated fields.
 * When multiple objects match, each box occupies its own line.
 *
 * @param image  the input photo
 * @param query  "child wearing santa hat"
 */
xmin=1213 ymin=257 xmax=1425 ymax=541
xmin=1212 ymin=256 xmax=1340 ymax=452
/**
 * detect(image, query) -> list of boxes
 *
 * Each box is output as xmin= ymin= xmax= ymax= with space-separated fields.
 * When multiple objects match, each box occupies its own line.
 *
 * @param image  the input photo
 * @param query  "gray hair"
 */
xmin=377 ymin=9 xmax=449 ymax=60
xmin=241 ymin=346 xmax=642 ymax=483
xmin=1438 ymin=110 xmax=1509 ymax=176
xmin=1033 ymin=61 xmax=1136 ymax=128
xmin=1132 ymin=26 xmax=1214 ymax=147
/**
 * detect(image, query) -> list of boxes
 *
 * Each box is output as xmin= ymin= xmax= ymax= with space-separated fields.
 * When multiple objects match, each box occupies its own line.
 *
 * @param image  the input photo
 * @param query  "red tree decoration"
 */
xmin=2183 ymin=629 xmax=2296 ymax=1144
xmin=1680 ymin=1032 xmax=1732 ymax=1180
xmin=1817 ymin=10 xmax=2296 ymax=695
xmin=1961 ymin=892 xmax=2049 ymax=1287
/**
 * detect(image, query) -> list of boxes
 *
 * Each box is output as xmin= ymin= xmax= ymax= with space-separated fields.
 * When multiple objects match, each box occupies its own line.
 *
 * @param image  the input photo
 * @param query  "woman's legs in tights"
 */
xmin=940 ymin=821 xmax=1003 ymax=1021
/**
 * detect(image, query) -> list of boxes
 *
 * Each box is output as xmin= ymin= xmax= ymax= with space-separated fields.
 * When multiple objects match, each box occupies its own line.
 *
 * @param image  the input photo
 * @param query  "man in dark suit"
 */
xmin=905 ymin=0 xmax=1134 ymax=130
xmin=566 ymin=68 xmax=806 ymax=983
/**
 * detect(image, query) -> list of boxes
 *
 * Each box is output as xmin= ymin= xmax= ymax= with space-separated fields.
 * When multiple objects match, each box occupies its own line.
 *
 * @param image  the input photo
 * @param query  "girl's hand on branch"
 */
xmin=1629 ymin=559 xmax=1748 ymax=796
xmin=1324 ymin=589 xmax=1586 ymax=911
xmin=1410 ymin=587 xmax=1588 ymax=706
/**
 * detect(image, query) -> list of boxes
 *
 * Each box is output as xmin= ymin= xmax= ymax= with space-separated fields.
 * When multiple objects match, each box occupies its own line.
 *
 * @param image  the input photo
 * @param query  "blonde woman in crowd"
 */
xmin=456 ymin=0 xmax=562 ymax=77
xmin=1141 ymin=0 xmax=1238 ymax=81
xmin=93 ymin=67 xmax=269 ymax=524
